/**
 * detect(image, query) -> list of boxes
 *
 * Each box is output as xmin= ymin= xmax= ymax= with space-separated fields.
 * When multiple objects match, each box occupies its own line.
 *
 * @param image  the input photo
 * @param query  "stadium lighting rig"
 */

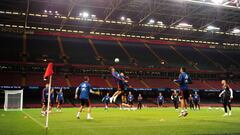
xmin=206 ymin=25 xmax=220 ymax=31
xmin=120 ymin=16 xmax=125 ymax=21
xmin=148 ymin=19 xmax=155 ymax=24
xmin=211 ymin=0 xmax=224 ymax=5
xmin=232 ymin=28 xmax=240 ymax=34
xmin=176 ymin=23 xmax=193 ymax=28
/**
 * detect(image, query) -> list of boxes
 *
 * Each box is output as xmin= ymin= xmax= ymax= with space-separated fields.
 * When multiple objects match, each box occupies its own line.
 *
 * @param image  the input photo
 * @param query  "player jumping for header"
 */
xmin=174 ymin=67 xmax=192 ymax=117
xmin=109 ymin=67 xmax=129 ymax=103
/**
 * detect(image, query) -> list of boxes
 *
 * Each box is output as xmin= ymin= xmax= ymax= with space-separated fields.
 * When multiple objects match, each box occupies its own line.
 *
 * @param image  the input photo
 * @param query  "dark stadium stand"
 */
xmin=147 ymin=44 xmax=190 ymax=69
xmin=199 ymin=48 xmax=237 ymax=70
xmin=174 ymin=46 xmax=218 ymax=70
xmin=61 ymin=37 xmax=99 ymax=65
xmin=92 ymin=39 xmax=129 ymax=65
xmin=121 ymin=41 xmax=159 ymax=67
xmin=0 ymin=33 xmax=22 ymax=61
xmin=26 ymin=35 xmax=62 ymax=63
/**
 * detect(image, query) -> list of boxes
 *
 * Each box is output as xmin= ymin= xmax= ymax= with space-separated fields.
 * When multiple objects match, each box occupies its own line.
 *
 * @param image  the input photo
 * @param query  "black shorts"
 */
xmin=117 ymin=83 xmax=125 ymax=91
xmin=58 ymin=100 xmax=63 ymax=105
xmin=222 ymin=97 xmax=231 ymax=105
xmin=128 ymin=101 xmax=133 ymax=105
xmin=42 ymin=101 xmax=47 ymax=106
xmin=50 ymin=100 xmax=54 ymax=106
xmin=179 ymin=89 xmax=189 ymax=100
xmin=194 ymin=100 xmax=199 ymax=104
xmin=80 ymin=99 xmax=91 ymax=107
xmin=158 ymin=101 xmax=163 ymax=105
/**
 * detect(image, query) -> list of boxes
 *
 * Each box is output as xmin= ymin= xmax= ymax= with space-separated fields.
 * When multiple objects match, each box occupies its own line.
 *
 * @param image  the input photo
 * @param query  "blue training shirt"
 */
xmin=102 ymin=95 xmax=110 ymax=103
xmin=193 ymin=94 xmax=200 ymax=101
xmin=157 ymin=96 xmax=164 ymax=102
xmin=78 ymin=81 xmax=91 ymax=99
xmin=57 ymin=92 xmax=64 ymax=101
xmin=127 ymin=95 xmax=134 ymax=102
xmin=174 ymin=72 xmax=191 ymax=90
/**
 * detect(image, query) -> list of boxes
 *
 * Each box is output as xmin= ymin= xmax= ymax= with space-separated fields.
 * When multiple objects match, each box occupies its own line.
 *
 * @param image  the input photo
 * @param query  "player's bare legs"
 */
xmin=110 ymin=90 xmax=123 ymax=103
xmin=179 ymin=98 xmax=188 ymax=117
xmin=76 ymin=105 xmax=83 ymax=119
xmin=41 ymin=104 xmax=46 ymax=116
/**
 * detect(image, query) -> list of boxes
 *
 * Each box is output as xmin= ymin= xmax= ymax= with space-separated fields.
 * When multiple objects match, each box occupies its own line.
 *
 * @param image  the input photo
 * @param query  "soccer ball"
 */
xmin=114 ymin=58 xmax=120 ymax=63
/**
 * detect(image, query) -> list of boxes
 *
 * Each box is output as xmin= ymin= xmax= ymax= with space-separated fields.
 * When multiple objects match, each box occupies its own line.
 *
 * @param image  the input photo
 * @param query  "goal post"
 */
xmin=4 ymin=89 xmax=23 ymax=111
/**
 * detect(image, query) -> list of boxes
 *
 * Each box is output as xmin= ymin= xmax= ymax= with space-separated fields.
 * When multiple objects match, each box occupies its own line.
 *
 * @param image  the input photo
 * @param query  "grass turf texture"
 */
xmin=0 ymin=107 xmax=240 ymax=135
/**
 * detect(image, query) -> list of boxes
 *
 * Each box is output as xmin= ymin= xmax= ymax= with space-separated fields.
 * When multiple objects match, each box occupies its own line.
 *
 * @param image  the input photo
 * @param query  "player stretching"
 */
xmin=102 ymin=93 xmax=110 ymax=110
xmin=127 ymin=91 xmax=134 ymax=110
xmin=157 ymin=92 xmax=164 ymax=107
xmin=193 ymin=91 xmax=200 ymax=110
xmin=219 ymin=80 xmax=233 ymax=116
xmin=137 ymin=94 xmax=143 ymax=110
xmin=110 ymin=67 xmax=127 ymax=103
xmin=56 ymin=88 xmax=64 ymax=112
xmin=75 ymin=76 xmax=99 ymax=120
xmin=41 ymin=83 xmax=49 ymax=116
xmin=174 ymin=67 xmax=192 ymax=117
xmin=171 ymin=90 xmax=180 ymax=110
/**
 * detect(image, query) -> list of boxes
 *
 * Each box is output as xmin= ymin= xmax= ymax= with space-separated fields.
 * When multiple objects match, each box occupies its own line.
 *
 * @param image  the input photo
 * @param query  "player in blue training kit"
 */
xmin=127 ymin=91 xmax=134 ymax=110
xmin=174 ymin=67 xmax=192 ymax=117
xmin=41 ymin=83 xmax=49 ymax=116
xmin=193 ymin=91 xmax=200 ymax=110
xmin=102 ymin=93 xmax=110 ymax=110
xmin=49 ymin=89 xmax=55 ymax=113
xmin=56 ymin=88 xmax=64 ymax=112
xmin=157 ymin=92 xmax=164 ymax=107
xmin=110 ymin=67 xmax=129 ymax=103
xmin=75 ymin=76 xmax=99 ymax=120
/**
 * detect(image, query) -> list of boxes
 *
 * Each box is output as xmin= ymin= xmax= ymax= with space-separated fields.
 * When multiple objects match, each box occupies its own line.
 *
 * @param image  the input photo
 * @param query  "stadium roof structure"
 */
xmin=0 ymin=0 xmax=240 ymax=45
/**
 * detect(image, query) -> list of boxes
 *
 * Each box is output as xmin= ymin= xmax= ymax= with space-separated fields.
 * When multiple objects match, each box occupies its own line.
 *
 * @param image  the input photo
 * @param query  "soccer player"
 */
xmin=127 ymin=91 xmax=134 ymax=110
xmin=41 ymin=83 xmax=49 ymax=116
xmin=56 ymin=88 xmax=64 ymax=112
xmin=157 ymin=92 xmax=164 ymax=107
xmin=171 ymin=90 xmax=180 ymax=110
xmin=188 ymin=94 xmax=194 ymax=110
xmin=193 ymin=91 xmax=200 ymax=110
xmin=174 ymin=67 xmax=192 ymax=117
xmin=137 ymin=94 xmax=143 ymax=109
xmin=219 ymin=80 xmax=233 ymax=116
xmin=102 ymin=93 xmax=110 ymax=110
xmin=109 ymin=67 xmax=128 ymax=103
xmin=75 ymin=76 xmax=99 ymax=120
xmin=49 ymin=89 xmax=55 ymax=113
xmin=120 ymin=93 xmax=130 ymax=110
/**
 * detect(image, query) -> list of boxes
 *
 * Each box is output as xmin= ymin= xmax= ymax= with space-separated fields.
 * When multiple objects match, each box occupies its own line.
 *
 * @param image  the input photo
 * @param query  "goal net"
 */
xmin=4 ymin=90 xmax=23 ymax=111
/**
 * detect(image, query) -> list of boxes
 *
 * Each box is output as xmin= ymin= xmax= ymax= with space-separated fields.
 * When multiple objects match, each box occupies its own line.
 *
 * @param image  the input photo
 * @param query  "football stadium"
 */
xmin=0 ymin=0 xmax=240 ymax=135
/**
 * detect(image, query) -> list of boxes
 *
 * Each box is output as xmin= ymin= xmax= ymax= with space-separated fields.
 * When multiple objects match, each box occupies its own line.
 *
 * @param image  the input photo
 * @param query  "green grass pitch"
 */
xmin=0 ymin=107 xmax=240 ymax=135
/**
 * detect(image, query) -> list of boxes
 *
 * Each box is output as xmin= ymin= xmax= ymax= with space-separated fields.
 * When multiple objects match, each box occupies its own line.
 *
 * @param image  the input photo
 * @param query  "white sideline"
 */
xmin=22 ymin=111 xmax=45 ymax=128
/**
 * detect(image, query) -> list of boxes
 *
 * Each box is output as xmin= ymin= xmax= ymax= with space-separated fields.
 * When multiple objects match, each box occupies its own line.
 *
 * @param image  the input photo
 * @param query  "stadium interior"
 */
xmin=0 ymin=0 xmax=240 ymax=107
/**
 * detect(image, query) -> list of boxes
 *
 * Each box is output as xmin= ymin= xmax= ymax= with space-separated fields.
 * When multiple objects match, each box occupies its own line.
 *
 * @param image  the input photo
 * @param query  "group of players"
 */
xmin=41 ymin=85 xmax=64 ymax=116
xmin=41 ymin=66 xmax=234 ymax=119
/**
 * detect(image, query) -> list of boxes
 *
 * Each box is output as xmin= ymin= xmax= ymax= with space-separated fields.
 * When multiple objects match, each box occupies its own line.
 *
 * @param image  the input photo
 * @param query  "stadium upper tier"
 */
xmin=0 ymin=32 xmax=239 ymax=71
